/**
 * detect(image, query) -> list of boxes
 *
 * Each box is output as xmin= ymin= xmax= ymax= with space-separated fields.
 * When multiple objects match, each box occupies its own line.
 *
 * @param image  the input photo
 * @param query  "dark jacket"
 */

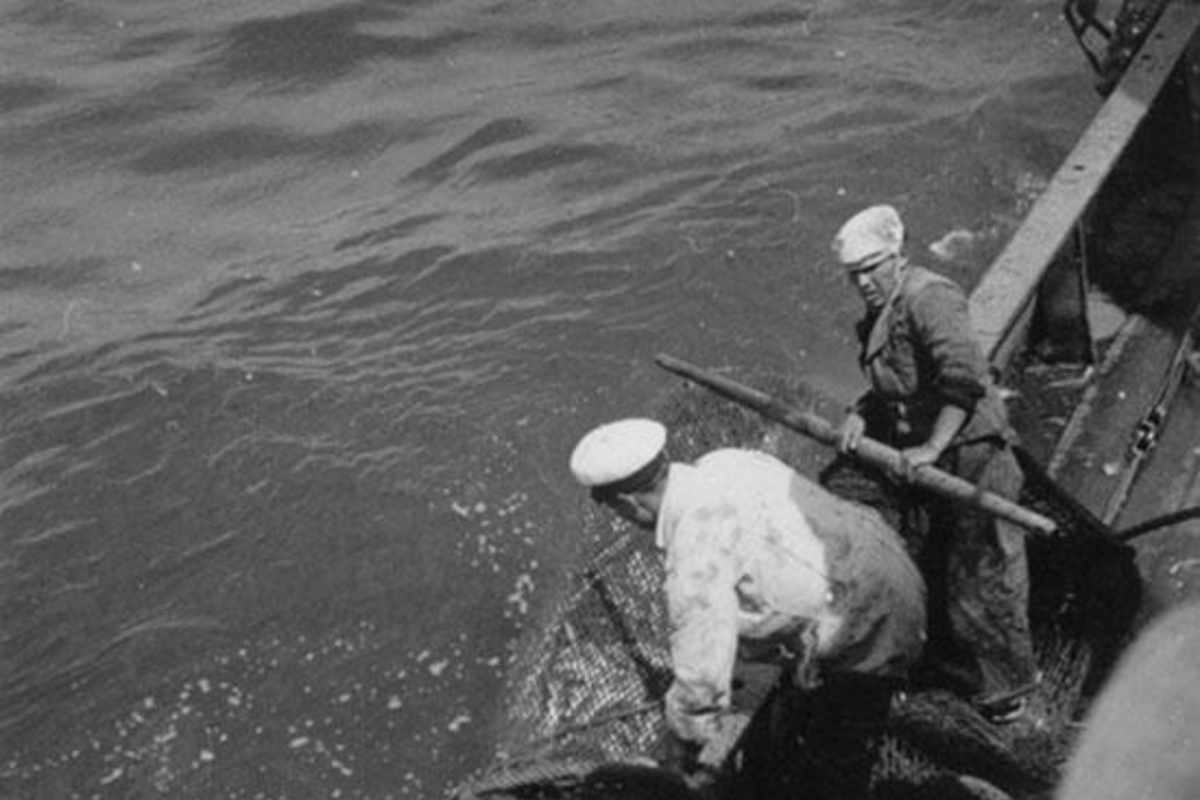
xmin=855 ymin=265 xmax=1014 ymax=449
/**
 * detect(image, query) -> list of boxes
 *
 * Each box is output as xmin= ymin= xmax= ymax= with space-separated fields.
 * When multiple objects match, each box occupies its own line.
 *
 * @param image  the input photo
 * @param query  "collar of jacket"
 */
xmin=654 ymin=461 xmax=690 ymax=551
xmin=862 ymin=258 xmax=910 ymax=361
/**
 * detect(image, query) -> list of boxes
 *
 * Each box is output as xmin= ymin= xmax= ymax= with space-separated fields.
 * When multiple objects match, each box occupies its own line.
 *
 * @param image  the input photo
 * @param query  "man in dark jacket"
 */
xmin=827 ymin=204 xmax=1038 ymax=724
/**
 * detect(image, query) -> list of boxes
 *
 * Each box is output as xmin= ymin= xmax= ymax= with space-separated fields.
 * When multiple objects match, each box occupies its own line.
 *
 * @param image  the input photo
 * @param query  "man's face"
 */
xmin=847 ymin=255 xmax=898 ymax=311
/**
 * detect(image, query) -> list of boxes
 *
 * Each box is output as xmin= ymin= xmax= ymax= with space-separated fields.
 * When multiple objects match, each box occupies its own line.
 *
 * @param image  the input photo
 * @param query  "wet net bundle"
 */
xmin=453 ymin=372 xmax=1143 ymax=800
xmin=462 ymin=531 xmax=674 ymax=798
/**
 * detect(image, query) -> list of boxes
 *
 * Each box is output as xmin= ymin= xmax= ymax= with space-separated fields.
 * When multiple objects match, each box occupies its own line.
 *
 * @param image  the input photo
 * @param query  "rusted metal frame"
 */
xmin=1063 ymin=0 xmax=1113 ymax=74
xmin=969 ymin=2 xmax=1200 ymax=372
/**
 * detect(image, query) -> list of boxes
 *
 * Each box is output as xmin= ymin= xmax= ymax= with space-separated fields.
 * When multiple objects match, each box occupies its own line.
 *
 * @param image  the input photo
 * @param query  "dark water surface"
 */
xmin=1 ymin=1 xmax=1097 ymax=797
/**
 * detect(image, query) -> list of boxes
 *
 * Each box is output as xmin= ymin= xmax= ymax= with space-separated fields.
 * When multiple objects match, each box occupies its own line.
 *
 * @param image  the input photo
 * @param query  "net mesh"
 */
xmin=489 ymin=532 xmax=670 ymax=773
xmin=453 ymin=372 xmax=1142 ymax=800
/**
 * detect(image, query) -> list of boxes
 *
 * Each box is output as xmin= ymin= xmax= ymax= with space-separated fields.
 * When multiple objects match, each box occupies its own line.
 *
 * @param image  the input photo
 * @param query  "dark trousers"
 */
xmin=737 ymin=672 xmax=898 ymax=800
xmin=924 ymin=440 xmax=1038 ymax=705
xmin=821 ymin=441 xmax=1038 ymax=705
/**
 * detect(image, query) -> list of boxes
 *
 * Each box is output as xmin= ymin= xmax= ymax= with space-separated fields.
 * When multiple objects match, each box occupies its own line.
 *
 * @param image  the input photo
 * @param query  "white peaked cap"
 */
xmin=569 ymin=418 xmax=667 ymax=489
xmin=832 ymin=204 xmax=904 ymax=266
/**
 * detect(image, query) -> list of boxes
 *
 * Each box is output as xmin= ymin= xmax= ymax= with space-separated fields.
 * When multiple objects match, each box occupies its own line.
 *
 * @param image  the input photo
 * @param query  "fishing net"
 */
xmin=453 ymin=370 xmax=1142 ymax=800
xmin=458 ymin=530 xmax=673 ymax=798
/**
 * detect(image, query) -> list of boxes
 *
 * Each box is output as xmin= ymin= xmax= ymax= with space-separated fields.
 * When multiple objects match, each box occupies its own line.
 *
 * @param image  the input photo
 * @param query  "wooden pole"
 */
xmin=655 ymin=353 xmax=1057 ymax=535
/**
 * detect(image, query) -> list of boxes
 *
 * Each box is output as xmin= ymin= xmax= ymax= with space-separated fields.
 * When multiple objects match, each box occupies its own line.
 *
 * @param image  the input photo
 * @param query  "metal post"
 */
xmin=1074 ymin=216 xmax=1100 ymax=367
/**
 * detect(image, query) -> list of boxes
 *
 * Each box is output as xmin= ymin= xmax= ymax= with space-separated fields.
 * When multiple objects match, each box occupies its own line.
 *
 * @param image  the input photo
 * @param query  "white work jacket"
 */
xmin=655 ymin=449 xmax=925 ymax=745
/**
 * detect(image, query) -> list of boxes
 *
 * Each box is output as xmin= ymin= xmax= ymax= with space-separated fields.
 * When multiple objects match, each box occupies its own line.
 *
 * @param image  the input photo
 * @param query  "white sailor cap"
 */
xmin=569 ymin=418 xmax=667 ymax=495
xmin=832 ymin=205 xmax=904 ymax=269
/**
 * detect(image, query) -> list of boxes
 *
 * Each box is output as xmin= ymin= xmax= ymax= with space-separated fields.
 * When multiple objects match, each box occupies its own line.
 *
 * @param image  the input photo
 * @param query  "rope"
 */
xmin=1013 ymin=446 xmax=1127 ymax=546
xmin=1117 ymin=506 xmax=1200 ymax=541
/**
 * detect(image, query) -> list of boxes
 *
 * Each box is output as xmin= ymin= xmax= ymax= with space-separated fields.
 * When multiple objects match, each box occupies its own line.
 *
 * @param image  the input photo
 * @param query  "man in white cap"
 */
xmin=569 ymin=418 xmax=926 ymax=770
xmin=828 ymin=204 xmax=1038 ymax=724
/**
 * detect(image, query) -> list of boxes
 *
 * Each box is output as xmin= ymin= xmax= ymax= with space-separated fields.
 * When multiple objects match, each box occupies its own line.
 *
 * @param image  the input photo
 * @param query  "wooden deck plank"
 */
xmin=1117 ymin=382 xmax=1200 ymax=609
xmin=1047 ymin=178 xmax=1200 ymax=527
xmin=1047 ymin=317 xmax=1185 ymax=519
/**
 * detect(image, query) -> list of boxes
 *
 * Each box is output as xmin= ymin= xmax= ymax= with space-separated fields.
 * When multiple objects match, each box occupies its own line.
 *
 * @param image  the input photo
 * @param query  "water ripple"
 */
xmin=407 ymin=117 xmax=536 ymax=184
xmin=0 ymin=2 xmax=1096 ymax=797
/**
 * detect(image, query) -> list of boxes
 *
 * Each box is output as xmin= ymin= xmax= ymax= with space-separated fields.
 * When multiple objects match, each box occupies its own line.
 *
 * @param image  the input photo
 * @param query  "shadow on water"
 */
xmin=126 ymin=120 xmax=401 ymax=176
xmin=407 ymin=118 xmax=537 ymax=185
xmin=200 ymin=3 xmax=473 ymax=92
xmin=0 ymin=76 xmax=62 ymax=113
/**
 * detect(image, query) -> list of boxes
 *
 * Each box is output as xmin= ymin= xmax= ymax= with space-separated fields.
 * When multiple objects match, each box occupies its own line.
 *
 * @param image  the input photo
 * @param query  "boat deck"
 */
xmin=1048 ymin=184 xmax=1200 ymax=612
xmin=968 ymin=2 xmax=1200 ymax=620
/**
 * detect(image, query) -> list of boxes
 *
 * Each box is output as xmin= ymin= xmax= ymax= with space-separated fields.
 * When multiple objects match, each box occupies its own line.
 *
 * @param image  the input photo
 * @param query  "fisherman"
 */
xmin=569 ymin=418 xmax=926 ymax=780
xmin=826 ymin=204 xmax=1039 ymax=724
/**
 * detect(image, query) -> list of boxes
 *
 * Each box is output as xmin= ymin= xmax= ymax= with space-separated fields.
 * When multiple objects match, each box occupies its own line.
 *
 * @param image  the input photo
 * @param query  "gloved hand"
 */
xmin=654 ymin=728 xmax=723 ymax=797
xmin=895 ymin=443 xmax=942 ymax=483
xmin=655 ymin=728 xmax=701 ymax=775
